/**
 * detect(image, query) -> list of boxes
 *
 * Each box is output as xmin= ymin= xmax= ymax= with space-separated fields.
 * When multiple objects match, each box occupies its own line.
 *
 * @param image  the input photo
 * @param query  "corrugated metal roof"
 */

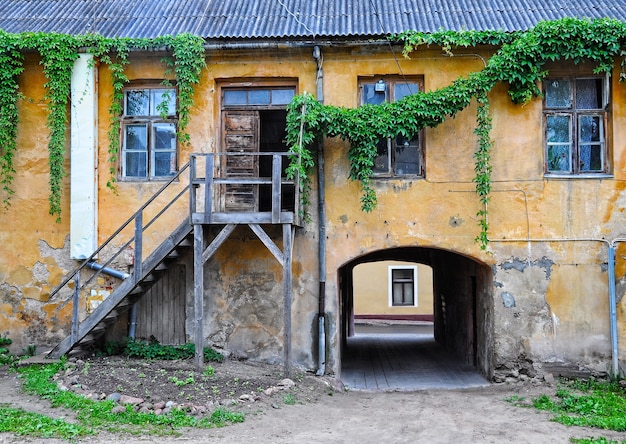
xmin=0 ymin=0 xmax=624 ymax=40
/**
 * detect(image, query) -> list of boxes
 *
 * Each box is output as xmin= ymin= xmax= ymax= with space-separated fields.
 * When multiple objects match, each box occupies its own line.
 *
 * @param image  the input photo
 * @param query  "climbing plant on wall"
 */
xmin=0 ymin=31 xmax=23 ymax=208
xmin=0 ymin=32 xmax=205 ymax=219
xmin=0 ymin=17 xmax=624 ymax=248
xmin=285 ymin=17 xmax=626 ymax=249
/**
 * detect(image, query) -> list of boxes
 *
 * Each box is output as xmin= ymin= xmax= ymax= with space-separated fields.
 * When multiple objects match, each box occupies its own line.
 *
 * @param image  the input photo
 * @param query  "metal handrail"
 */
xmin=49 ymin=162 xmax=191 ymax=300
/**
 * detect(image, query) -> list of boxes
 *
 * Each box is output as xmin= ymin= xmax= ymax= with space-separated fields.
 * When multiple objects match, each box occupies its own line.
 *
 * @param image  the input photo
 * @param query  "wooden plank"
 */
xmin=202 ymin=224 xmax=237 ymax=263
xmin=272 ymin=154 xmax=281 ymax=223
xmin=249 ymin=223 xmax=284 ymax=267
xmin=194 ymin=224 xmax=204 ymax=369
xmin=213 ymin=178 xmax=279 ymax=184
xmin=282 ymin=224 xmax=294 ymax=377
xmin=174 ymin=264 xmax=186 ymax=344
xmin=134 ymin=213 xmax=143 ymax=283
xmin=205 ymin=155 xmax=213 ymax=223
xmin=189 ymin=155 xmax=197 ymax=216
xmin=209 ymin=212 xmax=294 ymax=224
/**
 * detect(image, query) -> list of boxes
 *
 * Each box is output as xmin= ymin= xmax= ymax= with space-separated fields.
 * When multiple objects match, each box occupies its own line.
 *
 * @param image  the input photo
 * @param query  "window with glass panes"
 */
xmin=121 ymin=87 xmax=177 ymax=179
xmin=359 ymin=76 xmax=424 ymax=177
xmin=389 ymin=266 xmax=417 ymax=306
xmin=544 ymin=77 xmax=609 ymax=174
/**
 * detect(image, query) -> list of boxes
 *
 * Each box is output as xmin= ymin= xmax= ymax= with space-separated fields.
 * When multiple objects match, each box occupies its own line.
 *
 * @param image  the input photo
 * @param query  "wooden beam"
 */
xmin=202 ymin=224 xmax=237 ymax=263
xmin=282 ymin=223 xmax=294 ymax=377
xmin=194 ymin=223 xmax=204 ymax=370
xmin=204 ymin=155 xmax=213 ymax=223
xmin=249 ymin=224 xmax=284 ymax=266
xmin=134 ymin=212 xmax=143 ymax=283
xmin=272 ymin=154 xmax=281 ymax=223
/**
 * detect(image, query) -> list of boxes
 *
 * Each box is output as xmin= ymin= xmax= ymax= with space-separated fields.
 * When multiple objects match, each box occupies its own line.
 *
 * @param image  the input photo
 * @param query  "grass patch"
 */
xmin=0 ymin=404 xmax=92 ymax=439
xmin=99 ymin=338 xmax=224 ymax=362
xmin=509 ymin=377 xmax=626 ymax=444
xmin=0 ymin=361 xmax=244 ymax=439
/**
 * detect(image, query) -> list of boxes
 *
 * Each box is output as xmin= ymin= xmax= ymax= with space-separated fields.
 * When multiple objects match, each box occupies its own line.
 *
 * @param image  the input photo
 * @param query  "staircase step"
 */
xmin=165 ymin=250 xmax=180 ymax=260
xmin=154 ymin=262 xmax=169 ymax=272
xmin=178 ymin=238 xmax=193 ymax=247
xmin=47 ymin=219 xmax=193 ymax=359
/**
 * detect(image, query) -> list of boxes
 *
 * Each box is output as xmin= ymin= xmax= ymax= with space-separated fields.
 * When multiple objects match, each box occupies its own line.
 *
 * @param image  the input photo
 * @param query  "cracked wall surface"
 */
xmin=3 ymin=47 xmax=626 ymax=380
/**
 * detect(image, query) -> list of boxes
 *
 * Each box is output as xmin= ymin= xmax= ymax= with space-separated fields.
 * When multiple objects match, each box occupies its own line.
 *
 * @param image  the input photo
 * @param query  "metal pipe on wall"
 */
xmin=492 ymin=237 xmax=620 ymax=376
xmin=314 ymin=45 xmax=327 ymax=376
xmin=608 ymin=244 xmax=619 ymax=376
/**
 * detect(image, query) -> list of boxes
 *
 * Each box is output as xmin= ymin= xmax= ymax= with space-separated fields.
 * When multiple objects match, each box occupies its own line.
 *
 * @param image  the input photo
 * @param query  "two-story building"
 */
xmin=2 ymin=0 xmax=626 ymax=382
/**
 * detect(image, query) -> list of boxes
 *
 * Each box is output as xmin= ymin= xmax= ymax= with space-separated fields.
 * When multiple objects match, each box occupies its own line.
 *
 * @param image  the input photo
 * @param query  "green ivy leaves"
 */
xmin=0 ymin=33 xmax=205 ymax=220
xmin=31 ymin=33 xmax=80 ymax=221
xmin=0 ymin=31 xmax=23 ymax=208
xmin=285 ymin=17 xmax=626 ymax=249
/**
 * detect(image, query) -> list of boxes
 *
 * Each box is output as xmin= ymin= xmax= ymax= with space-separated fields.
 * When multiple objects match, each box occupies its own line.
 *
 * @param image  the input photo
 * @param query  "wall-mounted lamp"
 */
xmin=375 ymin=79 xmax=386 ymax=92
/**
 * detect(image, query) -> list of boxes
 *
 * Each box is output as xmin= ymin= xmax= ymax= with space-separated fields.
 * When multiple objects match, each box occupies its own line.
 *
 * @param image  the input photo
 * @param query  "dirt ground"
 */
xmin=2 ymin=356 xmax=626 ymax=444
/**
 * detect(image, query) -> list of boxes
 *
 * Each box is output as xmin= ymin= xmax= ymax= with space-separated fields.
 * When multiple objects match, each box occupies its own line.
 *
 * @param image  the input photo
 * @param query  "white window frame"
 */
xmin=543 ymin=75 xmax=610 ymax=176
xmin=388 ymin=265 xmax=418 ymax=307
xmin=121 ymin=85 xmax=178 ymax=180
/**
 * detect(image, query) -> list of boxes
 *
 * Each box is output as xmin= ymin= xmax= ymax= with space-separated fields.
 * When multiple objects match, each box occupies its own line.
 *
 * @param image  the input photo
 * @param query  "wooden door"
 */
xmin=134 ymin=264 xmax=186 ymax=345
xmin=221 ymin=111 xmax=259 ymax=211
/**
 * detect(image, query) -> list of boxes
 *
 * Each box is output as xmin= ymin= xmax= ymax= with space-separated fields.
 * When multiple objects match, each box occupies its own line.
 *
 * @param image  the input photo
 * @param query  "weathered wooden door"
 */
xmin=134 ymin=264 xmax=186 ymax=345
xmin=221 ymin=110 xmax=260 ymax=211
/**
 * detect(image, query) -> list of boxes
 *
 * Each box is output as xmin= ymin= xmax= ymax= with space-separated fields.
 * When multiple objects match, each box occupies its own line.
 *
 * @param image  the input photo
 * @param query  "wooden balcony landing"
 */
xmin=190 ymin=152 xmax=301 ymax=227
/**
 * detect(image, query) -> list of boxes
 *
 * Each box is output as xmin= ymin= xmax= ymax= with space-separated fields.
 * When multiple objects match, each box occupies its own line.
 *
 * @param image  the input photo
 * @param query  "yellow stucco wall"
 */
xmin=2 ymin=43 xmax=626 ymax=377
xmin=353 ymin=261 xmax=434 ymax=317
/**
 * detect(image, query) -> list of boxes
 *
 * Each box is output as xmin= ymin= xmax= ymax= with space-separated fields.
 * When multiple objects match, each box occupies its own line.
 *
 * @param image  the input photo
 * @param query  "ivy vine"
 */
xmin=0 ymin=16 xmax=624 ymax=248
xmin=285 ymin=17 xmax=626 ymax=249
xmin=29 ymin=33 xmax=81 ymax=221
xmin=0 ymin=31 xmax=23 ymax=207
xmin=0 ymin=32 xmax=205 ymax=219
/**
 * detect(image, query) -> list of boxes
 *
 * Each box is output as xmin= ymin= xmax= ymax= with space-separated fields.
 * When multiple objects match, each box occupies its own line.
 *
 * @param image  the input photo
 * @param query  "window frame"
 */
xmin=388 ymin=265 xmax=418 ymax=307
xmin=358 ymin=75 xmax=425 ymax=178
xmin=120 ymin=83 xmax=179 ymax=181
xmin=543 ymin=75 xmax=610 ymax=176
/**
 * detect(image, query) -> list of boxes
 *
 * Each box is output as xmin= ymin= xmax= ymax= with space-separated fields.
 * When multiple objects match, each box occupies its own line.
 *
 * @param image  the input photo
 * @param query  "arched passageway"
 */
xmin=338 ymin=247 xmax=493 ymax=390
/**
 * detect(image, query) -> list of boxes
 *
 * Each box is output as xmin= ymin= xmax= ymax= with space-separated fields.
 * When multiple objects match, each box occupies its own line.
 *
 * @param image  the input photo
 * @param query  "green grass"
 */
xmin=0 ymin=361 xmax=244 ymax=440
xmin=0 ymin=404 xmax=92 ymax=439
xmin=509 ymin=378 xmax=626 ymax=444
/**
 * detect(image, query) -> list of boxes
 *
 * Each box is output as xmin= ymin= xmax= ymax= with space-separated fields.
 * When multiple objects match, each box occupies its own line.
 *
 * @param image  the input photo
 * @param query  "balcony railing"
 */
xmin=190 ymin=152 xmax=301 ymax=226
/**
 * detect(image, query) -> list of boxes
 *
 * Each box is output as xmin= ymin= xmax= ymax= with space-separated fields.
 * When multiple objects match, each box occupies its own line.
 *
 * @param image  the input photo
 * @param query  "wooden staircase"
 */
xmin=46 ymin=162 xmax=194 ymax=359
xmin=47 ymin=151 xmax=301 ymax=362
xmin=48 ymin=220 xmax=193 ymax=358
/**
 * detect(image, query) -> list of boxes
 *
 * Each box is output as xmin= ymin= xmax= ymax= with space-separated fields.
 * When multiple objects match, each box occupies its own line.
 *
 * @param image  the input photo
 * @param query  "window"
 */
xmin=388 ymin=266 xmax=417 ymax=307
xmin=359 ymin=76 xmax=424 ymax=177
xmin=544 ymin=76 xmax=609 ymax=175
xmin=121 ymin=86 xmax=177 ymax=179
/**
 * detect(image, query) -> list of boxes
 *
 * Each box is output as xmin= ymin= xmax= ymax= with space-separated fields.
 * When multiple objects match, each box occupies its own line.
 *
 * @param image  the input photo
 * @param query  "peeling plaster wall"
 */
xmin=3 ymin=44 xmax=626 ymax=380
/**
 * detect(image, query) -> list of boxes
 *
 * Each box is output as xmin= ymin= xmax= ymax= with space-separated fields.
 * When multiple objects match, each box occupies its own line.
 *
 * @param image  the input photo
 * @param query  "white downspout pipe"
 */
xmin=70 ymin=54 xmax=98 ymax=259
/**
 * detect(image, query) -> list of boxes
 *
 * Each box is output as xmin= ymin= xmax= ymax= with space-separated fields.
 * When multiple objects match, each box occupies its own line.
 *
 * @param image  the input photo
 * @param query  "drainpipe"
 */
xmin=491 ymin=236 xmax=620 ymax=377
xmin=87 ymin=261 xmax=130 ymax=280
xmin=608 ymin=243 xmax=619 ymax=376
xmin=314 ymin=45 xmax=327 ymax=376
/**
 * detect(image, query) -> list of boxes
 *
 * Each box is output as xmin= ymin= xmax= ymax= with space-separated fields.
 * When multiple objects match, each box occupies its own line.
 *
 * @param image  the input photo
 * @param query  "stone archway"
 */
xmin=338 ymin=246 xmax=494 ymax=388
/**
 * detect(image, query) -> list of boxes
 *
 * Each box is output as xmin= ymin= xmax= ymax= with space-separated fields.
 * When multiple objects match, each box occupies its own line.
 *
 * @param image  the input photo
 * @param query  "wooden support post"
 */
xmin=205 ymin=155 xmax=213 ymax=223
xmin=282 ymin=224 xmax=293 ymax=377
xmin=71 ymin=273 xmax=80 ymax=345
xmin=272 ymin=154 xmax=281 ymax=223
xmin=194 ymin=223 xmax=204 ymax=370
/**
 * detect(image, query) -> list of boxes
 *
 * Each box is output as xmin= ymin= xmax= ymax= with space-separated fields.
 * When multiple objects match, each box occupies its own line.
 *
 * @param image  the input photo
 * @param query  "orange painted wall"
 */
xmin=2 ymin=43 xmax=626 ymax=377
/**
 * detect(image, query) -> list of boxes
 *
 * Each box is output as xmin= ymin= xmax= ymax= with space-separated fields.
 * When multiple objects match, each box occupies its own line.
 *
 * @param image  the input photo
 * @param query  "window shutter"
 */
xmin=221 ymin=110 xmax=260 ymax=211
